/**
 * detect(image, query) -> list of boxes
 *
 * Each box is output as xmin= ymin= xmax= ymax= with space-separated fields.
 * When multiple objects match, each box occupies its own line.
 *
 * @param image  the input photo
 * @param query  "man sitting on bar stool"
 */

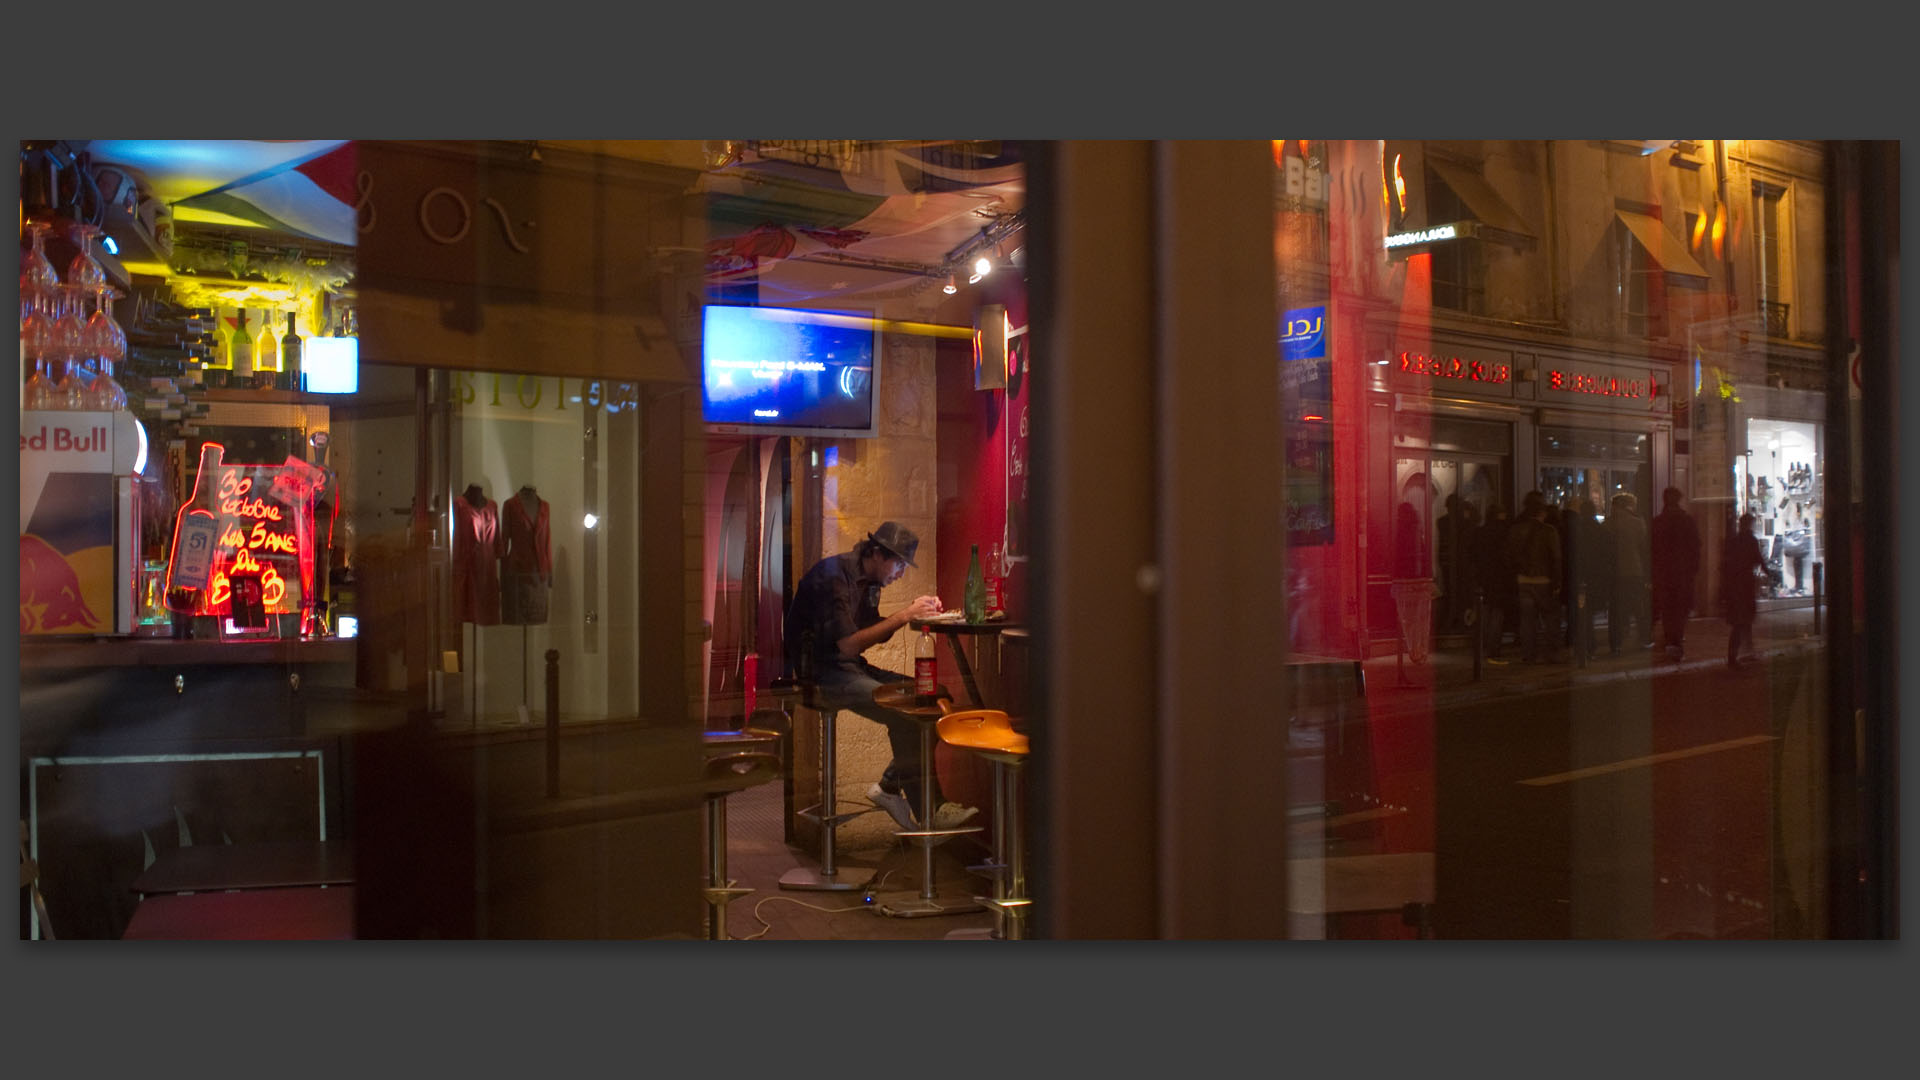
xmin=784 ymin=521 xmax=979 ymax=833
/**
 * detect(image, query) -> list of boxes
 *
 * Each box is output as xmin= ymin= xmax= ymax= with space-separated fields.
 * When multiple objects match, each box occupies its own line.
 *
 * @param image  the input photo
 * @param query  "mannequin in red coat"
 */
xmin=500 ymin=485 xmax=551 ymax=625
xmin=453 ymin=484 xmax=502 ymax=625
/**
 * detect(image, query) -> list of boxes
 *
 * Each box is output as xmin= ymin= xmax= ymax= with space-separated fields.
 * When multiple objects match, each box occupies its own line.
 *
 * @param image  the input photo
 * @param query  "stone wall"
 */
xmin=818 ymin=329 xmax=942 ymax=848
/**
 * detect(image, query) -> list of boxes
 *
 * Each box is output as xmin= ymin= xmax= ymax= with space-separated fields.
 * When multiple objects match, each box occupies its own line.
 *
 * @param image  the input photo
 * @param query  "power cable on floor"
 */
xmin=732 ymin=869 xmax=900 ymax=940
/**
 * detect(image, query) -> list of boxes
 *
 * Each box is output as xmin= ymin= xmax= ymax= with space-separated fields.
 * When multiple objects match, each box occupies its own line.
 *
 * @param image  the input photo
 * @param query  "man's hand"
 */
xmin=902 ymin=594 xmax=944 ymax=621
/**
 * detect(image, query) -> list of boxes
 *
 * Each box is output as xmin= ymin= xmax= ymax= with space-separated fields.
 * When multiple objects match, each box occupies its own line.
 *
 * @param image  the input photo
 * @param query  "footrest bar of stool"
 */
xmin=796 ymin=805 xmax=876 ymax=829
xmin=874 ymin=896 xmax=986 ymax=919
xmin=778 ymin=865 xmax=871 ymax=892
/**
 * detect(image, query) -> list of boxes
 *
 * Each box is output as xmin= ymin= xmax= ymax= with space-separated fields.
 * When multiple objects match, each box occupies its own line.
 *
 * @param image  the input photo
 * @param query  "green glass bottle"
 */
xmin=964 ymin=543 xmax=988 ymax=624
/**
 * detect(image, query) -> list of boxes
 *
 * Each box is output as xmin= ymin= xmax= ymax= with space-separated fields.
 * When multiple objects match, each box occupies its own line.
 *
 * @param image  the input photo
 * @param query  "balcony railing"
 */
xmin=1762 ymin=300 xmax=1791 ymax=338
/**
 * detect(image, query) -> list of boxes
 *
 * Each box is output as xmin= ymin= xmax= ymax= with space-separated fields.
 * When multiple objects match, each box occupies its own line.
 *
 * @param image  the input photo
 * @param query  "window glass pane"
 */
xmin=20 ymin=139 xmax=1026 ymax=941
xmin=1276 ymin=139 xmax=1891 ymax=939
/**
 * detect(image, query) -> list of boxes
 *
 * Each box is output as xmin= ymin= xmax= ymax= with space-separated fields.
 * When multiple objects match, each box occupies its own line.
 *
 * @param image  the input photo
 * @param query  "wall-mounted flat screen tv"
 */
xmin=702 ymin=305 xmax=879 ymax=439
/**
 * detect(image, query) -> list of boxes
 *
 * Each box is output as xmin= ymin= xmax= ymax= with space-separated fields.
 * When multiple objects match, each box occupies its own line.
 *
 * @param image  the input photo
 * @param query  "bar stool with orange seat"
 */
xmin=936 ymin=708 xmax=1031 ymax=939
xmin=868 ymin=682 xmax=983 ymax=919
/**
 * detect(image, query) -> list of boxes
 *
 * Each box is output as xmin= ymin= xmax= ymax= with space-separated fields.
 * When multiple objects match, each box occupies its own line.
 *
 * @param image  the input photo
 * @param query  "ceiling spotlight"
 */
xmin=943 ymin=274 xmax=957 ymax=295
xmin=583 ymin=513 xmax=599 ymax=530
xmin=973 ymin=255 xmax=993 ymax=278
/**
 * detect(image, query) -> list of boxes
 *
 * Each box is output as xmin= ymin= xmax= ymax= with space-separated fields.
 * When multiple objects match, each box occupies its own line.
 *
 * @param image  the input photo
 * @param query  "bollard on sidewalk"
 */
xmin=545 ymin=648 xmax=561 ymax=799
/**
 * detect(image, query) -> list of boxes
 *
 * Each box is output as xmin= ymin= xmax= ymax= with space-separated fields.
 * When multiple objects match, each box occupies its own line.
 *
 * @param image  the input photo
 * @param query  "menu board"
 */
xmin=172 ymin=446 xmax=335 ymax=623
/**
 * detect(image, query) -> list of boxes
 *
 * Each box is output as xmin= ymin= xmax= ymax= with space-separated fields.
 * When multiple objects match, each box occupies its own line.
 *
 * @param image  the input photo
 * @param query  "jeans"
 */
xmin=813 ymin=660 xmax=941 ymax=812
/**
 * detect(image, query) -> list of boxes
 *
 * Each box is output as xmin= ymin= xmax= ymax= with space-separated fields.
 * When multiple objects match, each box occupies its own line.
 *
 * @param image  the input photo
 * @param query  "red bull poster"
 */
xmin=20 ymin=412 xmax=139 ymax=636
xmin=167 ymin=442 xmax=335 ymax=624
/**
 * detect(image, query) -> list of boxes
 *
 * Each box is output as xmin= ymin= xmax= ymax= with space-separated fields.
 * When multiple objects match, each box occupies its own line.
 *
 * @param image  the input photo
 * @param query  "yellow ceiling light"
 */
xmin=172 ymin=206 xmax=274 ymax=230
xmin=167 ymin=275 xmax=300 ymax=311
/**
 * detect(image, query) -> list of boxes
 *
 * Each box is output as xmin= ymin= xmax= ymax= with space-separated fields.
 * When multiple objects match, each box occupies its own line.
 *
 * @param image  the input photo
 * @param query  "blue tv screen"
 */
xmin=702 ymin=305 xmax=878 ymax=437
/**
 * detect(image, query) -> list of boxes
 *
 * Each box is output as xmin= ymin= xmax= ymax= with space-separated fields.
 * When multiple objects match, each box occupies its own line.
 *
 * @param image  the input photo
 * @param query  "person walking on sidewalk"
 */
xmin=1505 ymin=491 xmax=1562 ymax=664
xmin=1564 ymin=497 xmax=1612 ymax=662
xmin=1721 ymin=511 xmax=1765 ymax=668
xmin=1650 ymin=487 xmax=1703 ymax=661
xmin=1476 ymin=503 xmax=1516 ymax=662
xmin=1604 ymin=492 xmax=1651 ymax=654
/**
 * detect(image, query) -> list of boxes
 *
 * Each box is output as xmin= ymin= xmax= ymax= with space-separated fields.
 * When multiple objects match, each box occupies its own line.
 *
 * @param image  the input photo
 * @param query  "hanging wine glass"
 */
xmin=83 ymin=285 xmax=128 ymax=410
xmin=21 ymin=225 xmax=56 ymax=409
xmin=22 ymin=295 xmax=55 ymax=410
xmin=66 ymin=223 xmax=108 ymax=294
xmin=49 ymin=285 xmax=89 ymax=409
xmin=20 ymin=220 xmax=60 ymax=299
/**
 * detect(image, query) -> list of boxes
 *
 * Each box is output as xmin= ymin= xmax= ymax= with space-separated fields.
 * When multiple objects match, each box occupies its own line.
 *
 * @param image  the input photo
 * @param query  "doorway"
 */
xmin=1392 ymin=415 xmax=1513 ymax=636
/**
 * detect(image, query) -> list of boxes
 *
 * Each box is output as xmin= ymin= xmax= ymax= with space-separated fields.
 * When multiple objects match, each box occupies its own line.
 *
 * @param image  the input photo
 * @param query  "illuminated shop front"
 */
xmin=1737 ymin=414 xmax=1823 ymax=600
xmin=1364 ymin=334 xmax=1674 ymax=648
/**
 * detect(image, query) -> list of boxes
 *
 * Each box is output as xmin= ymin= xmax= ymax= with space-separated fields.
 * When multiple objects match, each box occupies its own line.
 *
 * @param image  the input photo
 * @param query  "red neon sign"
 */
xmin=1546 ymin=368 xmax=1650 ymax=399
xmin=1397 ymin=350 xmax=1511 ymax=384
xmin=165 ymin=442 xmax=335 ymax=623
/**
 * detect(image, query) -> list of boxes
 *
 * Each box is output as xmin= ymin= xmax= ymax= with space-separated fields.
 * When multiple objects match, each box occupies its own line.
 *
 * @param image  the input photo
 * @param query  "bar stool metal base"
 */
xmin=778 ymin=865 xmax=870 ymax=891
xmin=779 ymin=704 xmax=873 ymax=893
xmin=877 ymin=895 xmax=985 ymax=919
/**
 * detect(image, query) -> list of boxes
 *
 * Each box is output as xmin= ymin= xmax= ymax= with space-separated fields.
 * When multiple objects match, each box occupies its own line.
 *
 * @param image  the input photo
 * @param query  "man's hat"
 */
xmin=868 ymin=521 xmax=920 ymax=568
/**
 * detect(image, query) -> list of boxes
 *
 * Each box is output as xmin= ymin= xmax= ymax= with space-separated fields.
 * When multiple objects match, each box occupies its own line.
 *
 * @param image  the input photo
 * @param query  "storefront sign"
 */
xmin=1281 ymin=305 xmax=1331 ymax=402
xmin=1396 ymin=348 xmax=1510 ymax=384
xmin=454 ymin=372 xmax=643 ymax=415
xmin=1384 ymin=221 xmax=1473 ymax=250
xmin=1541 ymin=361 xmax=1668 ymax=412
xmin=1282 ymin=306 xmax=1326 ymax=363
xmin=1388 ymin=342 xmax=1517 ymax=401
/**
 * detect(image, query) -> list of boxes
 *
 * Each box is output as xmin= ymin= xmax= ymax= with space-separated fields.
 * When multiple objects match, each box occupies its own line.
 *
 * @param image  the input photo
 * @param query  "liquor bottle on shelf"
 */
xmin=281 ymin=310 xmax=303 ymax=393
xmin=164 ymin=441 xmax=225 ymax=613
xmin=203 ymin=310 xmax=231 ymax=390
xmin=964 ymin=543 xmax=988 ymax=624
xmin=987 ymin=541 xmax=1005 ymax=612
xmin=255 ymin=309 xmax=281 ymax=390
xmin=230 ymin=309 xmax=255 ymax=389
xmin=914 ymin=628 xmax=938 ymax=705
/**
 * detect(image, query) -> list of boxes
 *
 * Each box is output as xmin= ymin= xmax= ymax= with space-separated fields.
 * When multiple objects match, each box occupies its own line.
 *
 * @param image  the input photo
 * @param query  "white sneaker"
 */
xmin=867 ymin=783 xmax=916 ymax=831
xmin=931 ymin=802 xmax=979 ymax=830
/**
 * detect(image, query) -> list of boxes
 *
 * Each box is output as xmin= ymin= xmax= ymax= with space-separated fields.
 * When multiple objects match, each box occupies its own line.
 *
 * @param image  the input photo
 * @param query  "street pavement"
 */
xmin=1291 ymin=601 xmax=1832 ymax=939
xmin=1357 ymin=602 xmax=1827 ymax=722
